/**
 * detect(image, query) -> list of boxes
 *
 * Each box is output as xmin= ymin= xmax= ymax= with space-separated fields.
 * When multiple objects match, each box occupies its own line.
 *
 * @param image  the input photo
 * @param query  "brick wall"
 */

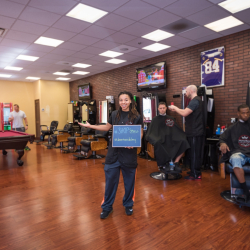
xmin=70 ymin=29 xmax=250 ymax=131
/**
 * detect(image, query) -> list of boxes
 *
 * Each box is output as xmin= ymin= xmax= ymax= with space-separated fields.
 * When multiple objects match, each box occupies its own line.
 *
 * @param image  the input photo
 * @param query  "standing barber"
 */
xmin=169 ymin=85 xmax=205 ymax=180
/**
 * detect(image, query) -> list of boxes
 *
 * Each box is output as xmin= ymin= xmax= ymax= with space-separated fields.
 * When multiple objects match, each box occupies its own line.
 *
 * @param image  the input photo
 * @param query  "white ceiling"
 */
xmin=0 ymin=0 xmax=250 ymax=82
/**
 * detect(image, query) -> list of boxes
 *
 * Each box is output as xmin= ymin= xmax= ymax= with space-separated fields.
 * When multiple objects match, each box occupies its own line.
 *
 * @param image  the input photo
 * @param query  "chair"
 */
xmin=35 ymin=121 xmax=58 ymax=145
xmin=74 ymin=129 xmax=108 ymax=159
xmin=50 ymin=123 xmax=73 ymax=149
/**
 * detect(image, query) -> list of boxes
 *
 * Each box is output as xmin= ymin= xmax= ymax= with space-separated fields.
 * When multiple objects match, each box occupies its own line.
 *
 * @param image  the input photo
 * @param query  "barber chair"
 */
xmin=49 ymin=123 xmax=73 ymax=149
xmin=74 ymin=130 xmax=108 ymax=159
xmin=63 ymin=127 xmax=94 ymax=153
xmin=220 ymin=162 xmax=250 ymax=208
xmin=35 ymin=121 xmax=58 ymax=145
xmin=147 ymin=142 xmax=182 ymax=181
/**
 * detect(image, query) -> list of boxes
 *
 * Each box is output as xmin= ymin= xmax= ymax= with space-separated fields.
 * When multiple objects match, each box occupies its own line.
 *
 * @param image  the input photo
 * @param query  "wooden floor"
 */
xmin=0 ymin=143 xmax=250 ymax=250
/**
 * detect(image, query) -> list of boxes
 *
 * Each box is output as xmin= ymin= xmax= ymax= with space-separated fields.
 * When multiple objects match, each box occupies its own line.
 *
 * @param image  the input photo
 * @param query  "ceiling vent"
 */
xmin=161 ymin=19 xmax=199 ymax=34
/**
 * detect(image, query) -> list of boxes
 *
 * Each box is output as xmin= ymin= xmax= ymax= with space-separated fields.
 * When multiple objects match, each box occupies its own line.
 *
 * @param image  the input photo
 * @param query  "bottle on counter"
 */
xmin=216 ymin=124 xmax=221 ymax=135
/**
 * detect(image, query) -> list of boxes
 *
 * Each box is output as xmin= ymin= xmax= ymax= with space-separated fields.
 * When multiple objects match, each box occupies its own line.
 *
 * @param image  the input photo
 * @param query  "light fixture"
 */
xmin=204 ymin=16 xmax=243 ymax=32
xmin=99 ymin=51 xmax=123 ymax=58
xmin=0 ymin=74 xmax=11 ymax=78
xmin=34 ymin=37 xmax=64 ymax=47
xmin=4 ymin=66 xmax=23 ymax=71
xmin=142 ymin=43 xmax=170 ymax=52
xmin=56 ymin=77 xmax=71 ymax=81
xmin=53 ymin=72 xmax=70 ymax=76
xmin=72 ymin=63 xmax=92 ymax=68
xmin=66 ymin=3 xmax=108 ymax=23
xmin=72 ymin=71 xmax=90 ymax=75
xmin=26 ymin=77 xmax=40 ymax=80
xmin=17 ymin=55 xmax=39 ymax=61
xmin=105 ymin=59 xmax=126 ymax=64
xmin=219 ymin=0 xmax=250 ymax=14
xmin=142 ymin=30 xmax=174 ymax=42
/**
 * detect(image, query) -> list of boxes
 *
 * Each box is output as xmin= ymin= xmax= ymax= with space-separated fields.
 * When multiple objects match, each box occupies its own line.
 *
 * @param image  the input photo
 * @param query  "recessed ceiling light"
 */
xmin=72 ymin=71 xmax=90 ymax=75
xmin=105 ymin=59 xmax=127 ymax=64
xmin=53 ymin=72 xmax=70 ymax=76
xmin=66 ymin=3 xmax=108 ymax=23
xmin=142 ymin=43 xmax=171 ymax=52
xmin=142 ymin=29 xmax=174 ymax=42
xmin=0 ymin=74 xmax=11 ymax=78
xmin=26 ymin=77 xmax=41 ymax=80
xmin=17 ymin=55 xmax=39 ymax=61
xmin=56 ymin=77 xmax=71 ymax=81
xmin=204 ymin=16 xmax=243 ymax=32
xmin=72 ymin=63 xmax=92 ymax=68
xmin=99 ymin=50 xmax=123 ymax=58
xmin=4 ymin=66 xmax=23 ymax=71
xmin=219 ymin=0 xmax=250 ymax=14
xmin=34 ymin=37 xmax=64 ymax=47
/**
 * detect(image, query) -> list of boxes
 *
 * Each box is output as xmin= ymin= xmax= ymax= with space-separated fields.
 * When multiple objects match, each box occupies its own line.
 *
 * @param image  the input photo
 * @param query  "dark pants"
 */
xmin=14 ymin=127 xmax=25 ymax=132
xmin=101 ymin=160 xmax=137 ymax=211
xmin=186 ymin=136 xmax=204 ymax=176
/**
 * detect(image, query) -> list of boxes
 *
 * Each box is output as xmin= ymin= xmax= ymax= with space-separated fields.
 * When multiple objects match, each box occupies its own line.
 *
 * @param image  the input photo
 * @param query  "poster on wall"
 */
xmin=201 ymin=46 xmax=225 ymax=88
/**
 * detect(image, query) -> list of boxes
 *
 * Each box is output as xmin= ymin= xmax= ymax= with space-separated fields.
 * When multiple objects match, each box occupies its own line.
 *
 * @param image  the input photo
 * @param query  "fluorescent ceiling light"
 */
xmin=26 ymin=77 xmax=40 ymax=80
xmin=142 ymin=29 xmax=174 ymax=42
xmin=142 ymin=43 xmax=170 ymax=52
xmin=72 ymin=71 xmax=90 ymax=75
xmin=105 ymin=59 xmax=127 ymax=64
xmin=56 ymin=77 xmax=71 ymax=81
xmin=4 ymin=66 xmax=23 ymax=71
xmin=0 ymin=74 xmax=11 ymax=78
xmin=219 ymin=0 xmax=250 ymax=14
xmin=204 ymin=16 xmax=243 ymax=32
xmin=99 ymin=50 xmax=123 ymax=58
xmin=53 ymin=72 xmax=70 ymax=76
xmin=34 ymin=37 xmax=64 ymax=47
xmin=66 ymin=3 xmax=108 ymax=23
xmin=17 ymin=55 xmax=39 ymax=61
xmin=72 ymin=63 xmax=92 ymax=68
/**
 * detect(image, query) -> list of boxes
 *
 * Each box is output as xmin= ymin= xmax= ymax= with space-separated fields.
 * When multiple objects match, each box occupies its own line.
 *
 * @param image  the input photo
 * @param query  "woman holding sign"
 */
xmin=79 ymin=91 xmax=143 ymax=219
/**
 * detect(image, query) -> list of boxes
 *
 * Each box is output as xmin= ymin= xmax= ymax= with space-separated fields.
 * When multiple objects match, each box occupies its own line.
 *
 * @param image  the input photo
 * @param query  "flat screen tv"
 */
xmin=78 ymin=83 xmax=91 ymax=100
xmin=136 ymin=62 xmax=166 ymax=92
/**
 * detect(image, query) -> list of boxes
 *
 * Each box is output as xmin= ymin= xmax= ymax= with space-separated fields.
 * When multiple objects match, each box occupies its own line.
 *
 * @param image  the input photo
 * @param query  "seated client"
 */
xmin=219 ymin=104 xmax=250 ymax=202
xmin=146 ymin=102 xmax=190 ymax=173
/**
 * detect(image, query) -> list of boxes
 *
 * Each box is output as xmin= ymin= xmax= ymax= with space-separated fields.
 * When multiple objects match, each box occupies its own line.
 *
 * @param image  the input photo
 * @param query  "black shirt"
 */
xmin=105 ymin=110 xmax=143 ymax=168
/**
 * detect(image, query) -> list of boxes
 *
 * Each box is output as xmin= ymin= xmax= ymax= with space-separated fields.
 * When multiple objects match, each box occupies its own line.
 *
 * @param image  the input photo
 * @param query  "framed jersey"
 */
xmin=201 ymin=46 xmax=225 ymax=88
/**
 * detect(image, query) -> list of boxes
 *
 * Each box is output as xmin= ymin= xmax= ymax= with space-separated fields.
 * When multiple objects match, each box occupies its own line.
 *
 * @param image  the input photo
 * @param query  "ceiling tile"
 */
xmin=5 ymin=30 xmax=38 ymax=43
xmin=59 ymin=42 xmax=87 ymax=51
xmin=0 ymin=51 xmax=18 ymax=59
xmin=16 ymin=50 xmax=46 ymax=57
xmin=28 ymin=0 xmax=77 ymax=15
xmin=95 ymin=13 xmax=135 ymax=31
xmin=0 ymin=38 xmax=30 ymax=49
xmin=42 ymin=53 xmax=67 ymax=61
xmin=195 ymin=33 xmax=222 ymax=43
xmin=219 ymin=24 xmax=250 ymax=36
xmin=27 ymin=44 xmax=55 ymax=53
xmin=42 ymin=27 xmax=77 ymax=41
xmin=113 ymin=0 xmax=159 ymax=21
xmin=8 ymin=0 xmax=30 ymax=4
xmin=79 ymin=0 xmax=130 ymax=12
xmin=0 ymin=56 xmax=15 ymax=63
xmin=19 ymin=6 xmax=61 ymax=26
xmin=128 ymin=48 xmax=154 ymax=57
xmin=53 ymin=16 xmax=91 ymax=33
xmin=91 ymin=40 xmax=121 ymax=50
xmin=186 ymin=5 xmax=229 ymax=26
xmin=80 ymin=46 xmax=105 ymax=55
xmin=0 ymin=15 xmax=16 ymax=29
xmin=180 ymin=26 xmax=215 ymax=40
xmin=124 ymin=37 xmax=153 ymax=49
xmin=208 ymin=0 xmax=224 ymax=3
xmin=160 ymin=35 xmax=191 ymax=46
xmin=89 ymin=55 xmax=107 ymax=62
xmin=70 ymin=52 xmax=94 ymax=59
xmin=116 ymin=53 xmax=141 ymax=61
xmin=142 ymin=0 xmax=178 ymax=8
xmin=0 ymin=45 xmax=24 ymax=54
xmin=139 ymin=10 xmax=181 ymax=28
xmin=9 ymin=60 xmax=33 ymax=67
xmin=11 ymin=20 xmax=49 ymax=36
xmin=62 ymin=56 xmax=84 ymax=63
xmin=164 ymin=0 xmax=213 ymax=17
xmin=81 ymin=25 xmax=116 ymax=39
xmin=69 ymin=34 xmax=100 ymax=46
xmin=235 ymin=9 xmax=250 ymax=24
xmin=50 ymin=48 xmax=77 ymax=56
xmin=175 ymin=40 xmax=198 ymax=49
xmin=112 ymin=45 xmax=138 ymax=53
xmin=0 ymin=0 xmax=25 ymax=18
xmin=38 ymin=57 xmax=61 ymax=64
xmin=104 ymin=32 xmax=137 ymax=44
xmin=121 ymin=22 xmax=156 ymax=37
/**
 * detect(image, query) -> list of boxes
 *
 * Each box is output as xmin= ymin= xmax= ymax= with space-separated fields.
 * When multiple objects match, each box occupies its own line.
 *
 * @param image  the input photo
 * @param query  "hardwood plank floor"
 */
xmin=0 ymin=143 xmax=249 ymax=250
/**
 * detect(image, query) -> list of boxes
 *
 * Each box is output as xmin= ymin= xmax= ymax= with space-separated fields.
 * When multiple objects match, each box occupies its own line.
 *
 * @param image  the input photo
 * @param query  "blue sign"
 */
xmin=112 ymin=125 xmax=141 ymax=147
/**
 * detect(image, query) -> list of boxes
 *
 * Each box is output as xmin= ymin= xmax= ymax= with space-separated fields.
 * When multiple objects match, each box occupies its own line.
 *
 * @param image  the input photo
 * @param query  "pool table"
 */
xmin=0 ymin=130 xmax=35 ymax=166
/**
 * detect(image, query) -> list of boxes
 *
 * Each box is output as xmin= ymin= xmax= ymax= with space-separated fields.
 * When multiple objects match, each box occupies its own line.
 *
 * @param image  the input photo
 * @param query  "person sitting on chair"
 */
xmin=146 ymin=102 xmax=190 ymax=173
xmin=219 ymin=104 xmax=250 ymax=203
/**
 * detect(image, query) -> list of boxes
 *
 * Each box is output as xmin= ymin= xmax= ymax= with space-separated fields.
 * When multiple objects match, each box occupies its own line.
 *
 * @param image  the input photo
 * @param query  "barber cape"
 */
xmin=146 ymin=115 xmax=190 ymax=165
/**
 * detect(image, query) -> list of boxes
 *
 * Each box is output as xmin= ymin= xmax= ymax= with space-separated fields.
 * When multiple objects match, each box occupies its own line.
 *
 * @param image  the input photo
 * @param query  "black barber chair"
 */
xmin=73 ymin=130 xmax=108 ymax=159
xmin=221 ymin=162 xmax=250 ymax=208
xmin=35 ymin=121 xmax=58 ymax=145
xmin=49 ymin=123 xmax=73 ymax=149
